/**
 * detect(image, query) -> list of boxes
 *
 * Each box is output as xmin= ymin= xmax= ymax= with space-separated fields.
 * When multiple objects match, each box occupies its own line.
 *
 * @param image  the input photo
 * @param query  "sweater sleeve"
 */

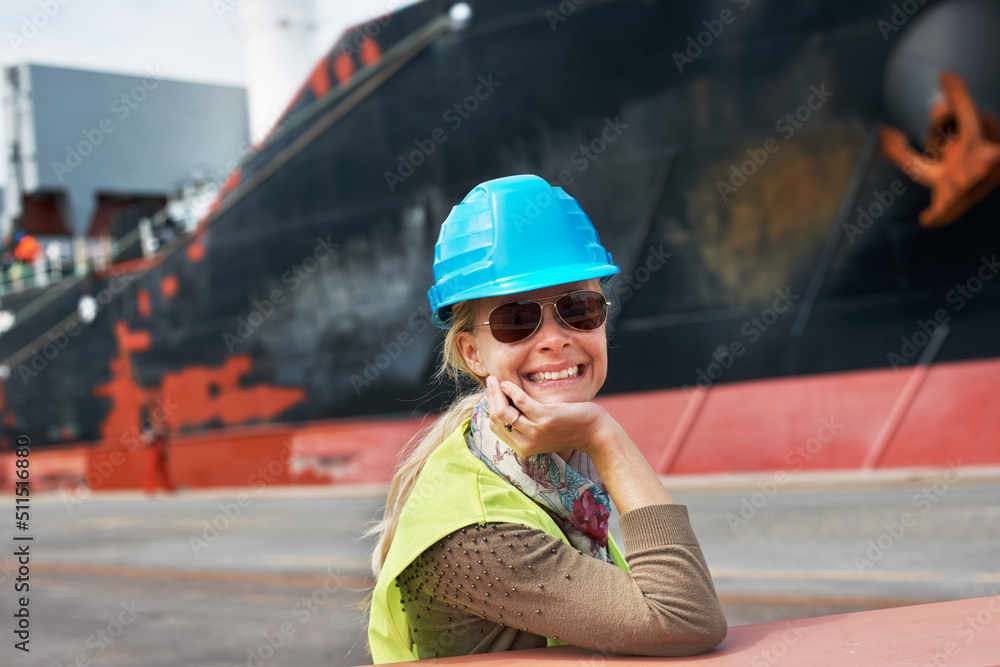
xmin=397 ymin=504 xmax=727 ymax=658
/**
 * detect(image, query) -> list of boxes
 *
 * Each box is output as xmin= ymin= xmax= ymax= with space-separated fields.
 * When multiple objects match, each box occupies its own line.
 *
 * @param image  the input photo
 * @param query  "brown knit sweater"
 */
xmin=396 ymin=504 xmax=727 ymax=659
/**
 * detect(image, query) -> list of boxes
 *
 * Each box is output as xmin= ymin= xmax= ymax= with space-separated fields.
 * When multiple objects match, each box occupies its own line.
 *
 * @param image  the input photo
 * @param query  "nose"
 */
xmin=533 ymin=303 xmax=571 ymax=349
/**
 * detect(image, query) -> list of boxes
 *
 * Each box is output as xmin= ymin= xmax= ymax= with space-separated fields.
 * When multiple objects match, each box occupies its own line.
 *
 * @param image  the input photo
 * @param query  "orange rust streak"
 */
xmin=158 ymin=356 xmax=305 ymax=432
xmin=333 ymin=52 xmax=355 ymax=85
xmin=160 ymin=275 xmax=178 ymax=300
xmin=137 ymin=288 xmax=151 ymax=318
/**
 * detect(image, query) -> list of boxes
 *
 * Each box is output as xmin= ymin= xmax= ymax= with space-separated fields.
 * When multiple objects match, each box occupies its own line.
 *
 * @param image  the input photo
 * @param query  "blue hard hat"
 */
xmin=428 ymin=174 xmax=620 ymax=328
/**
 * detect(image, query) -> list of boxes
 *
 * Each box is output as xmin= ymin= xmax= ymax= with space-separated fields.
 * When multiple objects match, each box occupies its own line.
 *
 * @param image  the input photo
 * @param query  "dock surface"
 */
xmin=3 ymin=470 xmax=999 ymax=666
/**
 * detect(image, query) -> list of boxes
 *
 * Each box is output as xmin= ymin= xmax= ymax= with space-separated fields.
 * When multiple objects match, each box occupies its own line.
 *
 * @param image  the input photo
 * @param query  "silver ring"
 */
xmin=505 ymin=413 xmax=521 ymax=432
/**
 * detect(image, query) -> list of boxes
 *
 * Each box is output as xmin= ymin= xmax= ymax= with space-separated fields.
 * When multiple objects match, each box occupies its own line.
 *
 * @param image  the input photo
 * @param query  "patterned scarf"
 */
xmin=466 ymin=392 xmax=613 ymax=562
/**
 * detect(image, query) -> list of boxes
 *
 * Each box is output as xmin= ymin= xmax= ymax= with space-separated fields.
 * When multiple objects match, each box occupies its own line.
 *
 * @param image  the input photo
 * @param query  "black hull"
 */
xmin=5 ymin=0 xmax=1000 ymax=448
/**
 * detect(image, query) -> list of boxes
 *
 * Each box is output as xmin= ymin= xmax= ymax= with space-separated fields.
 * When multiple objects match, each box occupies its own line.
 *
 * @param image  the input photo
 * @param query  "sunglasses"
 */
xmin=472 ymin=290 xmax=610 ymax=344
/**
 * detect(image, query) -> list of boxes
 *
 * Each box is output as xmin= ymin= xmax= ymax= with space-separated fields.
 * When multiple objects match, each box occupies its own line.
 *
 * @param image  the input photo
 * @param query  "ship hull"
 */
xmin=2 ymin=0 xmax=999 ymax=487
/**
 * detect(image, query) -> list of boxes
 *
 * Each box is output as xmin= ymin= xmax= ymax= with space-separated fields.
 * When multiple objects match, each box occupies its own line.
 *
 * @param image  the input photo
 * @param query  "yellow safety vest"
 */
xmin=368 ymin=419 xmax=629 ymax=663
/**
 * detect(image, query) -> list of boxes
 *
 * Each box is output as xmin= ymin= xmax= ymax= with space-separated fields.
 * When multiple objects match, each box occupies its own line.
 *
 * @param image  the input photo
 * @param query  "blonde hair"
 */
xmin=368 ymin=299 xmax=485 ymax=578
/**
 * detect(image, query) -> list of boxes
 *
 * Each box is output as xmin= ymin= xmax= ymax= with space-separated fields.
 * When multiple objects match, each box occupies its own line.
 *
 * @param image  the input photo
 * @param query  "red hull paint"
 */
xmin=2 ymin=359 xmax=997 ymax=492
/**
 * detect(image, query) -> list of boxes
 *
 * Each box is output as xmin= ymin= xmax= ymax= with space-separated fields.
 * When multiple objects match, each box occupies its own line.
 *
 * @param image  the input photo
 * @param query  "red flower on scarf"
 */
xmin=571 ymin=489 xmax=609 ymax=546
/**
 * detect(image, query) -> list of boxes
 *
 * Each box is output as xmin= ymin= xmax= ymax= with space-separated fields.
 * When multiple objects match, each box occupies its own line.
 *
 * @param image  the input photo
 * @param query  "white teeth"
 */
xmin=528 ymin=365 xmax=581 ymax=383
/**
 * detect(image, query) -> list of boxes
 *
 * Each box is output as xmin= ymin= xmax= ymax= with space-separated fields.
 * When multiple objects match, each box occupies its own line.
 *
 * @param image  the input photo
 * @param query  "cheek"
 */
xmin=588 ymin=336 xmax=609 ymax=377
xmin=477 ymin=339 xmax=514 ymax=376
xmin=589 ymin=332 xmax=609 ymax=359
xmin=480 ymin=344 xmax=529 ymax=382
xmin=495 ymin=349 xmax=526 ymax=378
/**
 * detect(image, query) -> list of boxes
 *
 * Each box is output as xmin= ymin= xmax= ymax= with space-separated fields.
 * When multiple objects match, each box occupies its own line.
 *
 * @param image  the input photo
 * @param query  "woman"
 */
xmin=368 ymin=175 xmax=727 ymax=662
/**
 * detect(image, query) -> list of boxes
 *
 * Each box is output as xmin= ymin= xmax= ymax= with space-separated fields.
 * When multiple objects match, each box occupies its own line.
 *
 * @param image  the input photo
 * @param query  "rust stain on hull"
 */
xmin=693 ymin=126 xmax=862 ymax=303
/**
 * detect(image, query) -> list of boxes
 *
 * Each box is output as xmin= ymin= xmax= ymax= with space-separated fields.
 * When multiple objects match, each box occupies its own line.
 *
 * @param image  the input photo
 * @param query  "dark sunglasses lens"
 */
xmin=488 ymin=301 xmax=543 ymax=343
xmin=556 ymin=292 xmax=607 ymax=330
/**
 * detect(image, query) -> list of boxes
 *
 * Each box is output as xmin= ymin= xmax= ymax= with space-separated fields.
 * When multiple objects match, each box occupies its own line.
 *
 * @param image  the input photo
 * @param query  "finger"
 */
xmin=487 ymin=377 xmax=521 ymax=426
xmin=487 ymin=375 xmax=510 ymax=410
xmin=498 ymin=383 xmax=542 ymax=442
xmin=485 ymin=405 xmax=521 ymax=445
xmin=484 ymin=377 xmax=529 ymax=445
xmin=485 ymin=375 xmax=502 ymax=420
xmin=498 ymin=380 xmax=538 ymax=418
xmin=490 ymin=413 xmax=529 ymax=454
xmin=486 ymin=376 xmax=515 ymax=430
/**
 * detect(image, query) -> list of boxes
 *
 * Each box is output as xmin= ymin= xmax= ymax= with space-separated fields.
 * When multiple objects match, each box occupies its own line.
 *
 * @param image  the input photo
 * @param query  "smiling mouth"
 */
xmin=527 ymin=364 xmax=584 ymax=383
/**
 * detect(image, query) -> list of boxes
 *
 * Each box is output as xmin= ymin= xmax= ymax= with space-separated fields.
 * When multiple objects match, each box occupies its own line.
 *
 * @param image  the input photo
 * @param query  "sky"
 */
xmin=0 ymin=0 xmax=412 ymax=187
